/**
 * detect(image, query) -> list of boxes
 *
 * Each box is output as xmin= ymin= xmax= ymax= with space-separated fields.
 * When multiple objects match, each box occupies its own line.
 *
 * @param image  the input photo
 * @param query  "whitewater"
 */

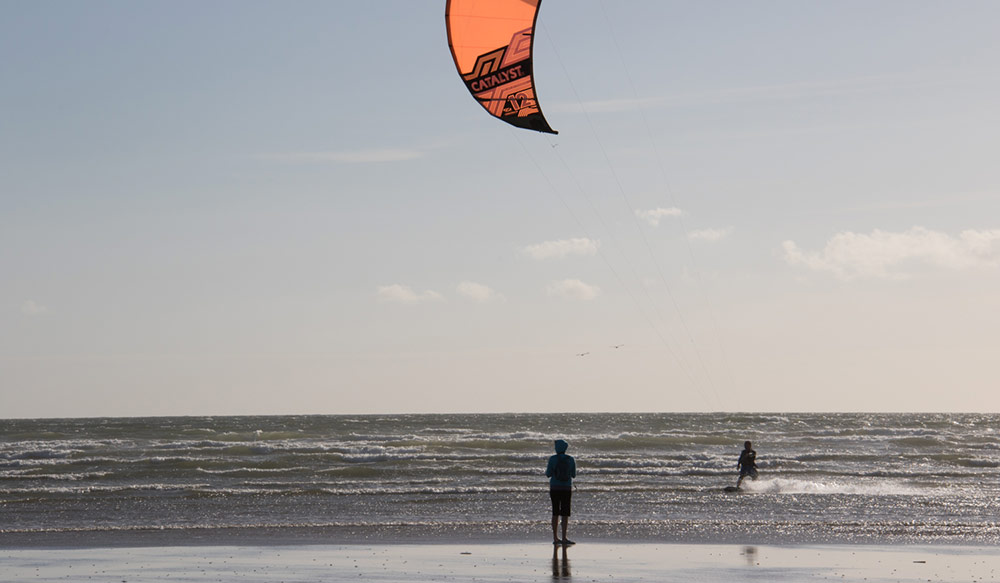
xmin=1 ymin=413 xmax=999 ymax=546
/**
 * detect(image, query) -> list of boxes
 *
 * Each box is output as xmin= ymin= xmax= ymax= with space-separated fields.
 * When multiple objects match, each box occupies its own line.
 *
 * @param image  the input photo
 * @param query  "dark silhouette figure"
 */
xmin=736 ymin=440 xmax=758 ymax=488
xmin=545 ymin=439 xmax=576 ymax=545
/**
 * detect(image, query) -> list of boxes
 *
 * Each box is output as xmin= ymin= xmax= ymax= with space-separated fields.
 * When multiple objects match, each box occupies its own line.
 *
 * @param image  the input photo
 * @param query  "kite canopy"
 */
xmin=445 ymin=0 xmax=557 ymax=134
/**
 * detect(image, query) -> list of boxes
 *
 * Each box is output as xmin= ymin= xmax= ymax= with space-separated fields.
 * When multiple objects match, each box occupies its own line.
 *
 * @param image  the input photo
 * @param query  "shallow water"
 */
xmin=1 ymin=413 xmax=998 ymax=545
xmin=4 ymin=544 xmax=1000 ymax=583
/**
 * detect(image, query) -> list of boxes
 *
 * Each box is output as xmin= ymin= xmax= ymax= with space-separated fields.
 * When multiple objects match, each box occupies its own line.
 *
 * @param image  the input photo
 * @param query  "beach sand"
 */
xmin=3 ymin=542 xmax=998 ymax=582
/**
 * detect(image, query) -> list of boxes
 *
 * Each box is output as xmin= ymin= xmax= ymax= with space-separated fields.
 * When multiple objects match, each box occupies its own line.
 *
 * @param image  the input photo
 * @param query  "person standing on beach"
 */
xmin=545 ymin=439 xmax=576 ymax=545
xmin=736 ymin=440 xmax=758 ymax=488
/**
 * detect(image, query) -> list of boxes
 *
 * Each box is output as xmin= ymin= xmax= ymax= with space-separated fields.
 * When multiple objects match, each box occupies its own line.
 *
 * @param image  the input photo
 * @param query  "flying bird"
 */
xmin=576 ymin=352 xmax=590 ymax=357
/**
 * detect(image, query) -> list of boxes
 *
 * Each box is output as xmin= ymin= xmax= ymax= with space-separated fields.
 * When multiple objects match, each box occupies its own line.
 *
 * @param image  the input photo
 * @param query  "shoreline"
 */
xmin=3 ymin=542 xmax=999 ymax=583
xmin=3 ymin=521 xmax=998 ymax=550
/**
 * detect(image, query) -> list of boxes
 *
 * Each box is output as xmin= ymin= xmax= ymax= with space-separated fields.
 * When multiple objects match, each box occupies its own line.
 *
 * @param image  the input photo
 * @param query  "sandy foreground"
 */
xmin=2 ymin=542 xmax=998 ymax=583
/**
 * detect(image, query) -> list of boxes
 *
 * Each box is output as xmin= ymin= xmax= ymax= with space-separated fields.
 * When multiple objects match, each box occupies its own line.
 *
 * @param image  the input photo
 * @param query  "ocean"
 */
xmin=1 ymin=413 xmax=998 ymax=546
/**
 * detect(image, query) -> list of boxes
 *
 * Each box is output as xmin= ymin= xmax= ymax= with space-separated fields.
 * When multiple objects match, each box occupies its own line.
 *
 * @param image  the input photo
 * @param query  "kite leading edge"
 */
xmin=445 ymin=0 xmax=557 ymax=134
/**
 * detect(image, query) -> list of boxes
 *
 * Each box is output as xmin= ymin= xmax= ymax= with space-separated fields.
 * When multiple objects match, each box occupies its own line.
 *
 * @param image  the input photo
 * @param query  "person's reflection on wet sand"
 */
xmin=742 ymin=545 xmax=758 ymax=566
xmin=551 ymin=543 xmax=571 ymax=579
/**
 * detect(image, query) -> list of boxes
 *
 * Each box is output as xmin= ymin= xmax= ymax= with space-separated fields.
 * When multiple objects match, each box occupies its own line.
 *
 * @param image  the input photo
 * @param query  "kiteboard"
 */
xmin=723 ymin=486 xmax=740 ymax=493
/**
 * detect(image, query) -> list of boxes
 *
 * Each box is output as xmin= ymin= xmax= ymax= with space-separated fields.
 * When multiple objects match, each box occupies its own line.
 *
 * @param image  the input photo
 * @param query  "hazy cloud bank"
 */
xmin=456 ymin=281 xmax=505 ymax=303
xmin=783 ymin=226 xmax=1000 ymax=280
xmin=376 ymin=284 xmax=445 ymax=304
xmin=546 ymin=279 xmax=601 ymax=301
xmin=636 ymin=207 xmax=683 ymax=227
xmin=21 ymin=300 xmax=48 ymax=316
xmin=521 ymin=238 xmax=599 ymax=260
xmin=689 ymin=228 xmax=732 ymax=242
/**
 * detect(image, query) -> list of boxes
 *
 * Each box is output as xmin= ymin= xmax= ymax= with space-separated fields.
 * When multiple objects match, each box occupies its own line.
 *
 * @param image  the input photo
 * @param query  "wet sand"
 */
xmin=3 ymin=542 xmax=999 ymax=582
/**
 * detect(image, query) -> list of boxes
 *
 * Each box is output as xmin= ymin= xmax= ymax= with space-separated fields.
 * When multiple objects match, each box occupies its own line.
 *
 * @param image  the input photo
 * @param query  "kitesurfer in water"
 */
xmin=545 ymin=439 xmax=576 ymax=545
xmin=736 ymin=440 xmax=758 ymax=488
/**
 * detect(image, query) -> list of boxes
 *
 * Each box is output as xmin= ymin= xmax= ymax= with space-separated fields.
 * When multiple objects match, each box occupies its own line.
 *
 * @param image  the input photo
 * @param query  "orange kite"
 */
xmin=445 ymin=0 xmax=557 ymax=134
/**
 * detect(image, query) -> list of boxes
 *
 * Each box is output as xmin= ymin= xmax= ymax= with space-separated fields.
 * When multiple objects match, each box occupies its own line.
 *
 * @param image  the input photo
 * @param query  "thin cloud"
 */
xmin=376 ymin=284 xmax=445 ymax=304
xmin=21 ymin=300 xmax=48 ymax=315
xmin=552 ymin=70 xmax=974 ymax=115
xmin=546 ymin=279 xmax=601 ymax=301
xmin=521 ymin=238 xmax=599 ymax=260
xmin=684 ymin=74 xmax=929 ymax=106
xmin=783 ymin=226 xmax=1000 ymax=280
xmin=636 ymin=207 xmax=684 ymax=227
xmin=456 ymin=281 xmax=505 ymax=303
xmin=265 ymin=148 xmax=423 ymax=164
xmin=689 ymin=228 xmax=732 ymax=242
xmin=833 ymin=192 xmax=1000 ymax=214
xmin=549 ymin=96 xmax=662 ymax=115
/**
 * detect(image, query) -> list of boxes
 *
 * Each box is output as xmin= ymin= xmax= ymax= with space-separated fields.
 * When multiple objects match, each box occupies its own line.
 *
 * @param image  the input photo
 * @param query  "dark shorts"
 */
xmin=550 ymin=489 xmax=572 ymax=516
xmin=740 ymin=467 xmax=758 ymax=479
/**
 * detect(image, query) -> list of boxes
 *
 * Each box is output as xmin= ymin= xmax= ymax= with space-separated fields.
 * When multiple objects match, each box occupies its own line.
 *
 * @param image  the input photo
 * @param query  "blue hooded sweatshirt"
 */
xmin=545 ymin=439 xmax=576 ymax=491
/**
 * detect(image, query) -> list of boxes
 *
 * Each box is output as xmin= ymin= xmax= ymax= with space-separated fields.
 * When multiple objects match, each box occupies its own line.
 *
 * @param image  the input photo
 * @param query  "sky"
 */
xmin=3 ymin=1 xmax=1000 ymax=418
